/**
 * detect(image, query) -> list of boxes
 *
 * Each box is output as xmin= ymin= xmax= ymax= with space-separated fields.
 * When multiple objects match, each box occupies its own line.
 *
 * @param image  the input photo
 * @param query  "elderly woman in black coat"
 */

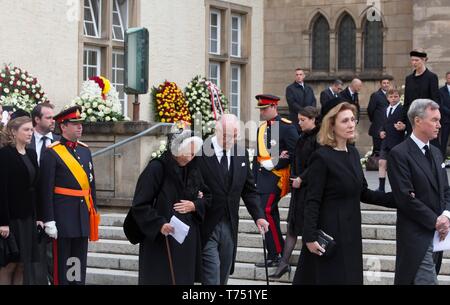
xmin=0 ymin=115 xmax=41 ymax=285
xmin=270 ymin=106 xmax=321 ymax=278
xmin=130 ymin=123 xmax=211 ymax=285
xmin=293 ymin=99 xmax=396 ymax=285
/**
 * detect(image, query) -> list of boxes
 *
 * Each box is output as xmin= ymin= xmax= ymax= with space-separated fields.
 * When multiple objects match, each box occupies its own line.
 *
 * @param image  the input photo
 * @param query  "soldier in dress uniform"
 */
xmin=39 ymin=106 xmax=99 ymax=285
xmin=253 ymin=94 xmax=299 ymax=267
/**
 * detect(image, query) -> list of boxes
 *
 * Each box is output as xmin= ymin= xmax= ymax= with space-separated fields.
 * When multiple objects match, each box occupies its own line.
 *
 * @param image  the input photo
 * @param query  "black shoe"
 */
xmin=255 ymin=258 xmax=280 ymax=268
xmin=269 ymin=261 xmax=291 ymax=278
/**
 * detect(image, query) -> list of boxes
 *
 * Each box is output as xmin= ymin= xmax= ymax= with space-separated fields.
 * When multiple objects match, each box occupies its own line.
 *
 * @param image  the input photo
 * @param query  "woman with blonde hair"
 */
xmin=0 ymin=114 xmax=41 ymax=285
xmin=292 ymin=98 xmax=396 ymax=285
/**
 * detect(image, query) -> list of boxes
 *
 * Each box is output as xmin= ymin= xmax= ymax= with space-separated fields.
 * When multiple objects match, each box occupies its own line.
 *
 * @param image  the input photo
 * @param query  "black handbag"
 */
xmin=365 ymin=154 xmax=380 ymax=171
xmin=317 ymin=230 xmax=336 ymax=257
xmin=0 ymin=232 xmax=19 ymax=267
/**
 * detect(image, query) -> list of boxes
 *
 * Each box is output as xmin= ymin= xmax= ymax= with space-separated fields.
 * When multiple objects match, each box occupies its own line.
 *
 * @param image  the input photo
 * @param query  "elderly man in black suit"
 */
xmin=198 ymin=114 xmax=269 ymax=285
xmin=388 ymin=99 xmax=450 ymax=285
xmin=285 ymin=68 xmax=316 ymax=129
xmin=320 ymin=79 xmax=343 ymax=108
xmin=340 ymin=78 xmax=362 ymax=121
xmin=368 ymin=78 xmax=391 ymax=154
xmin=439 ymin=72 xmax=450 ymax=162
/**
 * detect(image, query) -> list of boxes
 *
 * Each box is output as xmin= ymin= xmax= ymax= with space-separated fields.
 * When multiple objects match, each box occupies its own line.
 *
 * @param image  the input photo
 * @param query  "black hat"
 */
xmin=10 ymin=109 xmax=31 ymax=120
xmin=320 ymin=96 xmax=346 ymax=118
xmin=410 ymin=50 xmax=427 ymax=58
xmin=54 ymin=106 xmax=84 ymax=124
xmin=255 ymin=94 xmax=280 ymax=109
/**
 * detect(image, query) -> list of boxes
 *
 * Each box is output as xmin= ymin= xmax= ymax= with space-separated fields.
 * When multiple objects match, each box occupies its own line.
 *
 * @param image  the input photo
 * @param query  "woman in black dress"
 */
xmin=130 ymin=124 xmax=211 ymax=285
xmin=270 ymin=106 xmax=321 ymax=278
xmin=293 ymin=100 xmax=395 ymax=285
xmin=0 ymin=115 xmax=41 ymax=285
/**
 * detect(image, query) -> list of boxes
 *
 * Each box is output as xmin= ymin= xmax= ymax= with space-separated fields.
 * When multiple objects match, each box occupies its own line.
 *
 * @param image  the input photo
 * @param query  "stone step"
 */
xmin=86 ymin=267 xmax=138 ymax=285
xmin=88 ymin=252 xmax=138 ymax=271
xmin=238 ymin=219 xmax=396 ymax=240
xmin=238 ymin=207 xmax=396 ymax=225
xmin=89 ymin=239 xmax=138 ymax=255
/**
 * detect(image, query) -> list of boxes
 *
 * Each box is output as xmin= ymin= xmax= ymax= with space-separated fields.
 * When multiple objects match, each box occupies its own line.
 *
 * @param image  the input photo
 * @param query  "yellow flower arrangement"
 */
xmin=151 ymin=81 xmax=191 ymax=124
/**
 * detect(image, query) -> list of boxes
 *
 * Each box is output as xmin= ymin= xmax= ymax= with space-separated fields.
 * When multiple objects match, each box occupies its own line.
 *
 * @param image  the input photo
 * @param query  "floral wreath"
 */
xmin=151 ymin=81 xmax=191 ymax=124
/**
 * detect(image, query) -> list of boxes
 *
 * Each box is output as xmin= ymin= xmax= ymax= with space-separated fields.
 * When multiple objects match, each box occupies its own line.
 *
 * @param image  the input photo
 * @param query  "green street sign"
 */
xmin=125 ymin=27 xmax=149 ymax=95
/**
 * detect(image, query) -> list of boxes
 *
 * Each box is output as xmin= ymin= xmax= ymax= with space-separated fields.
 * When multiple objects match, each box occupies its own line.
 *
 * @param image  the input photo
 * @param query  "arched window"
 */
xmin=364 ymin=20 xmax=383 ymax=70
xmin=338 ymin=14 xmax=356 ymax=70
xmin=312 ymin=15 xmax=330 ymax=71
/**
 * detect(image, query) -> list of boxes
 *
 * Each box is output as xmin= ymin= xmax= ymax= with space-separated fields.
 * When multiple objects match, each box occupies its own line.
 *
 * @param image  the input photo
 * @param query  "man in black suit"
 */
xmin=388 ymin=99 xmax=450 ymax=285
xmin=198 ymin=114 xmax=269 ymax=285
xmin=285 ymin=68 xmax=316 ymax=129
xmin=340 ymin=78 xmax=362 ymax=121
xmin=28 ymin=103 xmax=60 ymax=285
xmin=438 ymin=72 xmax=450 ymax=161
xmin=320 ymin=79 xmax=343 ymax=108
xmin=377 ymin=87 xmax=405 ymax=192
xmin=368 ymin=78 xmax=391 ymax=154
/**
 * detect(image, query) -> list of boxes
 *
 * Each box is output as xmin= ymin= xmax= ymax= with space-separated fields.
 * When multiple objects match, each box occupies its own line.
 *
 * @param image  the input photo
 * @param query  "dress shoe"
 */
xmin=255 ymin=258 xmax=280 ymax=268
xmin=269 ymin=261 xmax=291 ymax=278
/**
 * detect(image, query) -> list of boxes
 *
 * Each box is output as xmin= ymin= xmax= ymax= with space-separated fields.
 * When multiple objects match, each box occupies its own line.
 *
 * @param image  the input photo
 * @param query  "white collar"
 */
xmin=388 ymin=102 xmax=400 ymax=110
xmin=211 ymin=136 xmax=229 ymax=157
xmin=329 ymin=87 xmax=335 ymax=94
xmin=34 ymin=131 xmax=54 ymax=142
xmin=410 ymin=132 xmax=429 ymax=152
xmin=348 ymin=87 xmax=354 ymax=95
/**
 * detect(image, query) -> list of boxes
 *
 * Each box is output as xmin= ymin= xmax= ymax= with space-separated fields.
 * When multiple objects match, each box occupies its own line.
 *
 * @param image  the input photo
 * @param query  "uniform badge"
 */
xmin=89 ymin=162 xmax=93 ymax=170
xmin=89 ymin=173 xmax=94 ymax=182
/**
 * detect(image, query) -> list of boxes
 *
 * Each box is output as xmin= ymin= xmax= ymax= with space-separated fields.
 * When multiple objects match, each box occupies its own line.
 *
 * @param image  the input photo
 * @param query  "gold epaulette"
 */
xmin=77 ymin=141 xmax=89 ymax=148
xmin=47 ymin=141 xmax=61 ymax=148
xmin=281 ymin=118 xmax=292 ymax=124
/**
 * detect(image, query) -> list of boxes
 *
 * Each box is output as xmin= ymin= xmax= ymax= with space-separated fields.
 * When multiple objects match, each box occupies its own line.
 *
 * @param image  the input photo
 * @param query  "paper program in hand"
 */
xmin=433 ymin=230 xmax=450 ymax=252
xmin=169 ymin=215 xmax=190 ymax=244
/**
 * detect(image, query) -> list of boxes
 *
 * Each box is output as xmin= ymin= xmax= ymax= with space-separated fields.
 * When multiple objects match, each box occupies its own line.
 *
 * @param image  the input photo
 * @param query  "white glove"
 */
xmin=44 ymin=221 xmax=58 ymax=239
xmin=261 ymin=159 xmax=274 ymax=171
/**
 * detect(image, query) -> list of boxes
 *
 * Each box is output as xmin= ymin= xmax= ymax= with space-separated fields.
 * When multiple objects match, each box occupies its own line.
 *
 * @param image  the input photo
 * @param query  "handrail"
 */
xmin=92 ymin=122 xmax=175 ymax=158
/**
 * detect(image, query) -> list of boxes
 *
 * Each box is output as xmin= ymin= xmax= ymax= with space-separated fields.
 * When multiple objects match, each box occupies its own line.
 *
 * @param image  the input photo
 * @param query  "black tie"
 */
xmin=423 ymin=145 xmax=432 ymax=166
xmin=40 ymin=136 xmax=48 ymax=160
xmin=388 ymin=107 xmax=393 ymax=118
xmin=220 ymin=150 xmax=228 ymax=176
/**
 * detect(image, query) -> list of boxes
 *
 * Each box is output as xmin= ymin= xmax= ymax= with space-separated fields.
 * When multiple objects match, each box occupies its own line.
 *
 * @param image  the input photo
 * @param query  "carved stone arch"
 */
xmin=334 ymin=8 xmax=358 ymax=30
xmin=308 ymin=9 xmax=332 ymax=31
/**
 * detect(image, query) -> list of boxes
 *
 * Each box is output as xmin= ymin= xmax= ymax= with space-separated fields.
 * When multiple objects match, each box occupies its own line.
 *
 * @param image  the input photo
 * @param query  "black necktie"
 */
xmin=40 ymin=136 xmax=48 ymax=160
xmin=220 ymin=150 xmax=228 ymax=176
xmin=423 ymin=145 xmax=432 ymax=166
xmin=388 ymin=107 xmax=393 ymax=118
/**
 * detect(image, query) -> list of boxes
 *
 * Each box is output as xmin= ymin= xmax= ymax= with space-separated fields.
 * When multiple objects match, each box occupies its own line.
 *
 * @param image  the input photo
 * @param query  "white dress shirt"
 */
xmin=386 ymin=102 xmax=401 ymax=117
xmin=410 ymin=132 xmax=450 ymax=219
xmin=211 ymin=136 xmax=230 ymax=170
xmin=34 ymin=131 xmax=54 ymax=162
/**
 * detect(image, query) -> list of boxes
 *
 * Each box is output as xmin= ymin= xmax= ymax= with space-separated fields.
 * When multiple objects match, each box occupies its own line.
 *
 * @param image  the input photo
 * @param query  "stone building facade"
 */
xmin=264 ymin=0 xmax=450 ymax=153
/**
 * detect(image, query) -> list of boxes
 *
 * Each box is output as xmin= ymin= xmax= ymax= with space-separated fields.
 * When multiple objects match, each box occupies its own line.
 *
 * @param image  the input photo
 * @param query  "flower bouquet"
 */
xmin=185 ymin=75 xmax=228 ymax=138
xmin=0 ymin=64 xmax=49 ymax=112
xmin=70 ymin=76 xmax=126 ymax=122
xmin=151 ymin=81 xmax=191 ymax=124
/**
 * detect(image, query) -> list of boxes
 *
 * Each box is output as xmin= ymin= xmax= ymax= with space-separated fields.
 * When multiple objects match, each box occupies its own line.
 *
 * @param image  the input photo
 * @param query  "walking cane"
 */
xmin=165 ymin=235 xmax=176 ymax=285
xmin=261 ymin=231 xmax=270 ymax=286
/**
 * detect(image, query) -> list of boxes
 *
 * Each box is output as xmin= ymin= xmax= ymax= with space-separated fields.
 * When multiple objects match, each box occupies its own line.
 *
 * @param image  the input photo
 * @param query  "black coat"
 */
xmin=339 ymin=87 xmax=361 ymax=120
xmin=197 ymin=144 xmax=264 ymax=274
xmin=380 ymin=104 xmax=405 ymax=150
xmin=131 ymin=152 xmax=210 ymax=285
xmin=320 ymin=88 xmax=337 ymax=108
xmin=403 ymin=68 xmax=440 ymax=123
xmin=439 ymin=85 xmax=450 ymax=124
xmin=285 ymin=82 xmax=317 ymax=124
xmin=387 ymin=138 xmax=450 ymax=284
xmin=0 ymin=146 xmax=39 ymax=225
xmin=39 ymin=139 xmax=96 ymax=238
xmin=287 ymin=127 xmax=320 ymax=236
xmin=294 ymin=145 xmax=395 ymax=284
xmin=367 ymin=89 xmax=389 ymax=137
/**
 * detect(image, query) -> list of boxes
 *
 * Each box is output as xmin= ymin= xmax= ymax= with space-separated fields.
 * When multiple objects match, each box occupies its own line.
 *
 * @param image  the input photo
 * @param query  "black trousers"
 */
xmin=372 ymin=137 xmax=382 ymax=154
xmin=260 ymin=190 xmax=284 ymax=260
xmin=53 ymin=237 xmax=88 ymax=285
xmin=440 ymin=123 xmax=450 ymax=160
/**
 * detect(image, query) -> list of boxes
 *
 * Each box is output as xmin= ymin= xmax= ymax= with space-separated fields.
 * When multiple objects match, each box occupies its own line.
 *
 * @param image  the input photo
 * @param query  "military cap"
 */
xmin=54 ymin=106 xmax=84 ymax=124
xmin=255 ymin=94 xmax=280 ymax=109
